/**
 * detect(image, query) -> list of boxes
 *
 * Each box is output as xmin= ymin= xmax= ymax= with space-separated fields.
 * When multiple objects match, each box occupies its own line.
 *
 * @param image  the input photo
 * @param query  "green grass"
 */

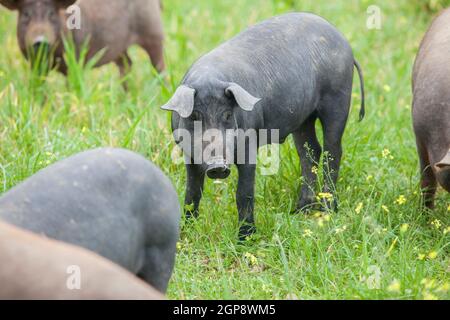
xmin=0 ymin=0 xmax=449 ymax=300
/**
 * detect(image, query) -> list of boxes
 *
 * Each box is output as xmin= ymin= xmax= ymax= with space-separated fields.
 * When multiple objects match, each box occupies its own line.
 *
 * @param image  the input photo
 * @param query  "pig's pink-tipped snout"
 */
xmin=435 ymin=162 xmax=450 ymax=171
xmin=32 ymin=35 xmax=49 ymax=48
xmin=24 ymin=22 xmax=57 ymax=53
xmin=435 ymin=151 xmax=450 ymax=172
xmin=31 ymin=37 xmax=50 ymax=56
xmin=435 ymin=151 xmax=450 ymax=192
xmin=206 ymin=158 xmax=231 ymax=180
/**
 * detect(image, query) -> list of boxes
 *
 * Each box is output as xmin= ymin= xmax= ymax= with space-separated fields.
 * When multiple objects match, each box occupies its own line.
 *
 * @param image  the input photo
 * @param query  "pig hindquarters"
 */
xmin=0 ymin=220 xmax=164 ymax=300
xmin=0 ymin=148 xmax=180 ymax=293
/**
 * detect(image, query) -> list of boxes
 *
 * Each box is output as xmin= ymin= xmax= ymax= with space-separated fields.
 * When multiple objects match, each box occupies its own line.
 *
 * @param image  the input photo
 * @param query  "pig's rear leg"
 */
xmin=292 ymin=113 xmax=322 ymax=213
xmin=115 ymin=53 xmax=133 ymax=91
xmin=141 ymin=37 xmax=165 ymax=73
xmin=416 ymin=139 xmax=437 ymax=209
xmin=318 ymin=93 xmax=351 ymax=211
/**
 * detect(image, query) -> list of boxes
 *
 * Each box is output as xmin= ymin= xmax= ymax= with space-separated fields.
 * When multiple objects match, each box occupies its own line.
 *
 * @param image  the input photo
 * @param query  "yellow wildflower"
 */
xmin=431 ymin=219 xmax=442 ymax=229
xmin=417 ymin=253 xmax=426 ymax=261
xmin=317 ymin=192 xmax=333 ymax=201
xmin=400 ymin=223 xmax=409 ymax=234
xmin=311 ymin=166 xmax=318 ymax=175
xmin=335 ymin=225 xmax=347 ymax=234
xmin=387 ymin=279 xmax=401 ymax=293
xmin=427 ymin=251 xmax=438 ymax=260
xmin=302 ymin=229 xmax=313 ymax=238
xmin=355 ymin=202 xmax=363 ymax=214
xmin=423 ymin=292 xmax=438 ymax=300
xmin=395 ymin=195 xmax=406 ymax=205
xmin=381 ymin=148 xmax=394 ymax=159
xmin=244 ymin=252 xmax=258 ymax=266
xmin=381 ymin=205 xmax=390 ymax=213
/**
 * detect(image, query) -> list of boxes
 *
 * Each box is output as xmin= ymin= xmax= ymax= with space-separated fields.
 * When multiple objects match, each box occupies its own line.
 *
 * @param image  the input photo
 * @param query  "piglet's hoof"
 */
xmin=319 ymin=199 xmax=339 ymax=213
xmin=184 ymin=210 xmax=199 ymax=221
xmin=238 ymin=225 xmax=257 ymax=242
xmin=291 ymin=199 xmax=317 ymax=215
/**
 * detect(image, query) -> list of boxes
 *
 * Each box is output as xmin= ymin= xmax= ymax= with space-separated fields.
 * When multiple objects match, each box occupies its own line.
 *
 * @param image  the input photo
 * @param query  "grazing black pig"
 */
xmin=0 ymin=148 xmax=180 ymax=293
xmin=0 ymin=220 xmax=165 ymax=300
xmin=413 ymin=8 xmax=450 ymax=209
xmin=0 ymin=0 xmax=165 ymax=79
xmin=161 ymin=13 xmax=365 ymax=240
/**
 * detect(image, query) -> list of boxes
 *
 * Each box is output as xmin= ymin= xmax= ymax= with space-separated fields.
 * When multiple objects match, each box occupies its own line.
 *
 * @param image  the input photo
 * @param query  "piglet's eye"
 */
xmin=223 ymin=111 xmax=233 ymax=121
xmin=190 ymin=111 xmax=202 ymax=121
xmin=22 ymin=10 xmax=31 ymax=20
xmin=48 ymin=10 xmax=57 ymax=19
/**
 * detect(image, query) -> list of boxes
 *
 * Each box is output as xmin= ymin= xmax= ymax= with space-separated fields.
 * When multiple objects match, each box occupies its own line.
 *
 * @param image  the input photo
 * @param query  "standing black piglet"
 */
xmin=162 ymin=13 xmax=365 ymax=240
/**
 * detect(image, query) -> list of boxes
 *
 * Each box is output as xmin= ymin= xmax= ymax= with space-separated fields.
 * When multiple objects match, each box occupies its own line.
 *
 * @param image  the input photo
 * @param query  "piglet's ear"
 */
xmin=56 ymin=0 xmax=78 ymax=9
xmin=225 ymin=83 xmax=261 ymax=112
xmin=0 ymin=0 xmax=18 ymax=10
xmin=161 ymin=85 xmax=196 ymax=118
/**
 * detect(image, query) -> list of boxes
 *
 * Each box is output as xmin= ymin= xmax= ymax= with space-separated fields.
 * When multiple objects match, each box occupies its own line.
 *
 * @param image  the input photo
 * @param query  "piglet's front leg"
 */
xmin=184 ymin=164 xmax=205 ymax=219
xmin=236 ymin=164 xmax=256 ymax=241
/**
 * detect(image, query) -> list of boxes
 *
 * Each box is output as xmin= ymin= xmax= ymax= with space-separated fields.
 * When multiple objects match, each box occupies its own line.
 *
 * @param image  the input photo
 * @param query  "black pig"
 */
xmin=0 ymin=148 xmax=180 ymax=293
xmin=162 ymin=13 xmax=365 ymax=240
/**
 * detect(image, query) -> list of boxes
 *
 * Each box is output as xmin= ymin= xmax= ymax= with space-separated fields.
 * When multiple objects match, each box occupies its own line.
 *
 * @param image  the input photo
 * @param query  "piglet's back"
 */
xmin=413 ymin=8 xmax=450 ymax=90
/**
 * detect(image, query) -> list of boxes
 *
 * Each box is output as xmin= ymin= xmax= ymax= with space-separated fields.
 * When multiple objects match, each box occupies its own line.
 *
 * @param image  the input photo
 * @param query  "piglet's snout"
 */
xmin=32 ymin=37 xmax=50 ymax=56
xmin=25 ymin=23 xmax=56 ymax=52
xmin=33 ymin=35 xmax=49 ymax=48
xmin=435 ymin=151 xmax=450 ymax=173
xmin=206 ymin=158 xmax=230 ymax=180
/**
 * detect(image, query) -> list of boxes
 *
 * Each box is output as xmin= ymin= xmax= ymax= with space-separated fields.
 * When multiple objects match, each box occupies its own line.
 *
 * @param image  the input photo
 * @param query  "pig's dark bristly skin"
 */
xmin=0 ymin=148 xmax=180 ymax=293
xmin=0 ymin=221 xmax=165 ymax=300
xmin=0 ymin=0 xmax=165 ymax=82
xmin=163 ymin=13 xmax=365 ymax=240
xmin=412 ymin=8 xmax=450 ymax=209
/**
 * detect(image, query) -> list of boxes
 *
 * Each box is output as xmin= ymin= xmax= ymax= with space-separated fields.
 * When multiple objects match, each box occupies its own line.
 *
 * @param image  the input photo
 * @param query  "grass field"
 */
xmin=0 ymin=0 xmax=449 ymax=300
